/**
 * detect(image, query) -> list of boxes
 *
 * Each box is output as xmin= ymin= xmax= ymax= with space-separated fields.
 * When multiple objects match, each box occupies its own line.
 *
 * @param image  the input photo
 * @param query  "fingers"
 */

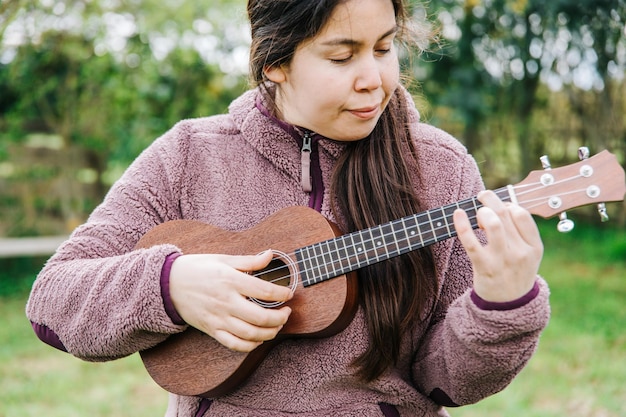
xmin=453 ymin=207 xmax=481 ymax=254
xmin=453 ymin=190 xmax=543 ymax=303
xmin=217 ymin=251 xmax=293 ymax=303
xmin=168 ymin=251 xmax=294 ymax=352
xmin=212 ymin=305 xmax=292 ymax=352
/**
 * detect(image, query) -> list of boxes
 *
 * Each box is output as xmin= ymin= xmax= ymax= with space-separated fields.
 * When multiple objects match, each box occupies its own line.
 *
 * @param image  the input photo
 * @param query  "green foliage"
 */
xmin=0 ymin=256 xmax=47 ymax=297
xmin=0 ymin=0 xmax=249 ymax=234
xmin=414 ymin=0 xmax=626 ymax=173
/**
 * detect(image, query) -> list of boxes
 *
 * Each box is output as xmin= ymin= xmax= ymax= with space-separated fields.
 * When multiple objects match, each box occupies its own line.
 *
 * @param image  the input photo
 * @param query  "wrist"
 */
xmin=160 ymin=252 xmax=186 ymax=325
xmin=471 ymin=279 xmax=540 ymax=311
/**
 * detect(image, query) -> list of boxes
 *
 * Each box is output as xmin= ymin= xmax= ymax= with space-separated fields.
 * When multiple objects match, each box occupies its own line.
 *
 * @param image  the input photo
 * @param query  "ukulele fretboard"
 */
xmin=295 ymin=187 xmax=512 ymax=286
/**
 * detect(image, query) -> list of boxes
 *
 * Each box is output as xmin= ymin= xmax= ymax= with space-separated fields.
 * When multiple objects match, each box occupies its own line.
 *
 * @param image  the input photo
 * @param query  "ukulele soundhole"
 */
xmin=249 ymin=250 xmax=298 ymax=308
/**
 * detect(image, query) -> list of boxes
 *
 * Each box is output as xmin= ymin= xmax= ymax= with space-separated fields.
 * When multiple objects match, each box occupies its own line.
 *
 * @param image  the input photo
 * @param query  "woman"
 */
xmin=26 ymin=0 xmax=550 ymax=415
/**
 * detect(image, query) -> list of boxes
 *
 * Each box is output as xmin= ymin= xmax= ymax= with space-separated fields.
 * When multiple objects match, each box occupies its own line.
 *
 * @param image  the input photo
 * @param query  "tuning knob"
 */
xmin=578 ymin=147 xmax=610 ymax=222
xmin=540 ymin=155 xmax=551 ymax=170
xmin=557 ymin=212 xmax=575 ymax=233
xmin=596 ymin=204 xmax=610 ymax=222
xmin=578 ymin=146 xmax=590 ymax=160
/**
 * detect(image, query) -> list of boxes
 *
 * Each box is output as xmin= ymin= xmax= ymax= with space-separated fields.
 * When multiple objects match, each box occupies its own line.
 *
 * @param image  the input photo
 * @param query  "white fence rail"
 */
xmin=0 ymin=236 xmax=68 ymax=258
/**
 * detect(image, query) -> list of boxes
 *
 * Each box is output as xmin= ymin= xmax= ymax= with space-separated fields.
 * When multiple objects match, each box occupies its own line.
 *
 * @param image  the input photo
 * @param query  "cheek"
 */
xmin=382 ymin=59 xmax=400 ymax=90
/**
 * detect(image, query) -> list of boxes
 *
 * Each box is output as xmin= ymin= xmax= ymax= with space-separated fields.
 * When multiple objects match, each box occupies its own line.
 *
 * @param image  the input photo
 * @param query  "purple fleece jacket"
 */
xmin=26 ymin=87 xmax=550 ymax=416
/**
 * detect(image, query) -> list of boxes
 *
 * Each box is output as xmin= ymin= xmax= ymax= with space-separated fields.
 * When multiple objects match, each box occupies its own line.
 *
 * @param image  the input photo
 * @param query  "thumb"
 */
xmin=218 ymin=249 xmax=274 ymax=273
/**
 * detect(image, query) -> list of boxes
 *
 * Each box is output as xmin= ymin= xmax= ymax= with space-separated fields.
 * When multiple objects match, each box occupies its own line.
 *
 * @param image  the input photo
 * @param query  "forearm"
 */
xmin=26 ymin=239 xmax=186 ymax=361
xmin=412 ymin=278 xmax=550 ymax=407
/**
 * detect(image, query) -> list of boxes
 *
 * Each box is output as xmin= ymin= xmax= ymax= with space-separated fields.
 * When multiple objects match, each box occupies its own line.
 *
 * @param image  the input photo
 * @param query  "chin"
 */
xmin=328 ymin=132 xmax=372 ymax=142
xmin=329 ymin=124 xmax=378 ymax=142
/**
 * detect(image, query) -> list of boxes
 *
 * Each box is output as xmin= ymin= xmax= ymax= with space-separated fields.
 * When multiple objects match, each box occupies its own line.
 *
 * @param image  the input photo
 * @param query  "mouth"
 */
xmin=348 ymin=105 xmax=381 ymax=120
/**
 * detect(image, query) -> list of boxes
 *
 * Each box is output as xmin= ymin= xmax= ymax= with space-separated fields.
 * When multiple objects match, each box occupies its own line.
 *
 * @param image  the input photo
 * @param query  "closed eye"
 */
xmin=330 ymin=55 xmax=353 ymax=64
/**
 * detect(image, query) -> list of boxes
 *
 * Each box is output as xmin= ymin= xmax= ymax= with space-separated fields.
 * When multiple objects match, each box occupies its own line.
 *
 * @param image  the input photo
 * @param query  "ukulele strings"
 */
xmin=252 ymin=173 xmax=584 ymax=286
xmin=250 ymin=207 xmax=485 ymax=285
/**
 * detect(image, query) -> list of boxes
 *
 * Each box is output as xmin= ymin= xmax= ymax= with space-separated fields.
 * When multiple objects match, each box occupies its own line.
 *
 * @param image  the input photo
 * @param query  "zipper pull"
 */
xmin=300 ymin=131 xmax=313 ymax=192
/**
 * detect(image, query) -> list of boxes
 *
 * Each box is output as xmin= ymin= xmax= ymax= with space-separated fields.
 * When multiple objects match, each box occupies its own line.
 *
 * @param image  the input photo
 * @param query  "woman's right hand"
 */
xmin=168 ymin=250 xmax=293 ymax=352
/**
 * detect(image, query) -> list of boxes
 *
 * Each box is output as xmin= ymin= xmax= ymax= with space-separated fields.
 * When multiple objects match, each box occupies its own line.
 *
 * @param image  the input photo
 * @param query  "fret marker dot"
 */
xmin=377 ymin=241 xmax=382 ymax=246
xmin=358 ymin=247 xmax=363 ymax=252
xmin=437 ymin=222 xmax=442 ymax=227
xmin=410 ymin=231 xmax=416 ymax=235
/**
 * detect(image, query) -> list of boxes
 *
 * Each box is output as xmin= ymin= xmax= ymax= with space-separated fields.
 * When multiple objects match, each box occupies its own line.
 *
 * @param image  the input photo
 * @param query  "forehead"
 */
xmin=314 ymin=0 xmax=397 ymax=43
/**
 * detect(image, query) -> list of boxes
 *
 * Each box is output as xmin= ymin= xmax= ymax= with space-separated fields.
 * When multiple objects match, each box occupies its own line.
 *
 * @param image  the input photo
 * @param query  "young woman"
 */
xmin=27 ymin=0 xmax=550 ymax=416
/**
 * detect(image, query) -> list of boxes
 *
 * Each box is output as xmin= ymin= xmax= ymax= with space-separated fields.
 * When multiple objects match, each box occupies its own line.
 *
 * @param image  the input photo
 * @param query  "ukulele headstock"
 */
xmin=512 ymin=148 xmax=625 ymax=231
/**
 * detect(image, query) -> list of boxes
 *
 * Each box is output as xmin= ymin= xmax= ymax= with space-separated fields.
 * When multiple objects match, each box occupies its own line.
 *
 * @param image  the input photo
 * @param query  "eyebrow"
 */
xmin=320 ymin=26 xmax=398 ymax=47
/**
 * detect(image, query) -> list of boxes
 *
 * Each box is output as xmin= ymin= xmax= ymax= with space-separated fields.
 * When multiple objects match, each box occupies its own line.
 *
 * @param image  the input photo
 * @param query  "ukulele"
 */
xmin=135 ymin=149 xmax=625 ymax=398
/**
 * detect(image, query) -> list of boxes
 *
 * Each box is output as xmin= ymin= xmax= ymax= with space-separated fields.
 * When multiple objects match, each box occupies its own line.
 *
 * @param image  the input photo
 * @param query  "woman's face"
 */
xmin=265 ymin=0 xmax=400 ymax=142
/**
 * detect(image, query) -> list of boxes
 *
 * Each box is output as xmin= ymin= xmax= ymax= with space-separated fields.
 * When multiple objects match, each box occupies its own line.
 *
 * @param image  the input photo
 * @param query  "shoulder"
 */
xmin=150 ymin=89 xmax=260 ymax=157
xmin=412 ymin=122 xmax=472 ymax=167
xmin=408 ymin=122 xmax=485 ymax=207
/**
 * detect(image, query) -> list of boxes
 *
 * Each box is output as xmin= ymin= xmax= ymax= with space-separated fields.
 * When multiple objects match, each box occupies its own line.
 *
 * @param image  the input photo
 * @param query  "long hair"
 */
xmin=247 ymin=0 xmax=438 ymax=381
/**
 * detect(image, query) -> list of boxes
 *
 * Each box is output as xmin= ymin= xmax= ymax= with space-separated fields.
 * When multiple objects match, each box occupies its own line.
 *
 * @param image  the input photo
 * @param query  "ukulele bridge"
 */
xmin=248 ymin=249 xmax=298 ymax=308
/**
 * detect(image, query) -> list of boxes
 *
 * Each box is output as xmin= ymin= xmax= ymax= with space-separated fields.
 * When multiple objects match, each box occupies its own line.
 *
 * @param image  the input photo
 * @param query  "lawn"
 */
xmin=1 ymin=219 xmax=624 ymax=417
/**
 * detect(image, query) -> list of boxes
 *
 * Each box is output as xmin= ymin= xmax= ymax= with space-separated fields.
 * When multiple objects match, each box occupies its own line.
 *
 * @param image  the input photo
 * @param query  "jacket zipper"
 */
xmin=300 ymin=131 xmax=313 ymax=193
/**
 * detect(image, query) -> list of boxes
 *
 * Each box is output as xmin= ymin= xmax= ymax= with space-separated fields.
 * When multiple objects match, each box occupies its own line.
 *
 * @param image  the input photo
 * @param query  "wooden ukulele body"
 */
xmin=135 ymin=206 xmax=358 ymax=397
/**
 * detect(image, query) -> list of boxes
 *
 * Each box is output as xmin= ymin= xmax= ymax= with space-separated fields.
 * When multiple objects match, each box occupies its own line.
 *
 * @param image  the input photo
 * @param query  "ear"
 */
xmin=264 ymin=65 xmax=287 ymax=83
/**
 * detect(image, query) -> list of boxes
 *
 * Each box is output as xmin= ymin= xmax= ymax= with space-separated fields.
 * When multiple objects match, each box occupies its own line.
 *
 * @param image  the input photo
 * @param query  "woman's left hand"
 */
xmin=453 ymin=190 xmax=544 ymax=303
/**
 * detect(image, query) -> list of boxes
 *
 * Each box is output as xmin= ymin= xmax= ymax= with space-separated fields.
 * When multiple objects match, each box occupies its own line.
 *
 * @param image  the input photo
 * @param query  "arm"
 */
xmin=411 ymin=146 xmax=550 ymax=406
xmin=27 ymin=121 xmax=293 ymax=360
xmin=26 ymin=124 xmax=191 ymax=361
xmin=413 ymin=244 xmax=549 ymax=406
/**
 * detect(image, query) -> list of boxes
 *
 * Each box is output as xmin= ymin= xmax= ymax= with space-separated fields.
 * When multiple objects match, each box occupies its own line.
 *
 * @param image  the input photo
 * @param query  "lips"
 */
xmin=348 ymin=104 xmax=381 ymax=119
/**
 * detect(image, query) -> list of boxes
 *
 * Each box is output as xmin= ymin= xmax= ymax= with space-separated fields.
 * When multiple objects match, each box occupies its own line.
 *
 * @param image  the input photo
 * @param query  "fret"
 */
xmin=336 ymin=234 xmax=351 ymax=276
xmin=295 ymin=246 xmax=312 ymax=286
xmin=306 ymin=244 xmax=322 ymax=285
xmin=431 ymin=207 xmax=445 ymax=241
xmin=320 ymin=239 xmax=333 ymax=280
xmin=350 ymin=231 xmax=365 ymax=269
xmin=416 ymin=211 xmax=434 ymax=246
xmin=411 ymin=215 xmax=425 ymax=248
xmin=426 ymin=210 xmax=436 ymax=243
xmin=471 ymin=197 xmax=481 ymax=228
xmin=327 ymin=239 xmax=341 ymax=278
xmin=379 ymin=223 xmax=394 ymax=258
xmin=362 ymin=228 xmax=377 ymax=262
xmin=398 ymin=217 xmax=412 ymax=253
xmin=441 ymin=204 xmax=458 ymax=239
xmin=383 ymin=221 xmax=400 ymax=257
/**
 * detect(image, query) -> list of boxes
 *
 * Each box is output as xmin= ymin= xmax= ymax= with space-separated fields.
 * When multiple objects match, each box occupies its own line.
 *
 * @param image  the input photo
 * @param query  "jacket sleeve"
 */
xmin=410 ymin=142 xmax=551 ymax=407
xmin=25 ymin=122 xmax=194 ymax=361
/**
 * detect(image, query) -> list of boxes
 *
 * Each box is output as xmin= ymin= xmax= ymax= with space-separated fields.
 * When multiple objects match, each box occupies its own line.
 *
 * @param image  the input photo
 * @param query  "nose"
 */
xmin=354 ymin=55 xmax=383 ymax=91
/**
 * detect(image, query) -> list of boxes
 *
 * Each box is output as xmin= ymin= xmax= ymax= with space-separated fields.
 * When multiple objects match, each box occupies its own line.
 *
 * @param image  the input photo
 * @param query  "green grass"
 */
xmin=0 ymin=220 xmax=624 ymax=416
xmin=452 ymin=219 xmax=626 ymax=417
xmin=0 ymin=297 xmax=168 ymax=417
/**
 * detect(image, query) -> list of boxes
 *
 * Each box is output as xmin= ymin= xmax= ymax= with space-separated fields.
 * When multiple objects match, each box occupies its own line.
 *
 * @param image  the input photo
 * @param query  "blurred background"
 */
xmin=1 ymin=1 xmax=624 ymax=416
xmin=1 ymin=0 xmax=625 ymax=239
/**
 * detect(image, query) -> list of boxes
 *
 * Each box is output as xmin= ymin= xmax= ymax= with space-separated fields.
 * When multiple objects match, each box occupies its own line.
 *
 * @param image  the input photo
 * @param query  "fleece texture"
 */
xmin=26 ymin=87 xmax=550 ymax=416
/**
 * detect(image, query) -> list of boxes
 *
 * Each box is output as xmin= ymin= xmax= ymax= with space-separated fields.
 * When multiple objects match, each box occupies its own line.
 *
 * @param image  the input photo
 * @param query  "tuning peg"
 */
xmin=597 ymin=202 xmax=610 ymax=222
xmin=578 ymin=146 xmax=590 ymax=160
xmin=557 ymin=212 xmax=575 ymax=233
xmin=540 ymin=155 xmax=551 ymax=170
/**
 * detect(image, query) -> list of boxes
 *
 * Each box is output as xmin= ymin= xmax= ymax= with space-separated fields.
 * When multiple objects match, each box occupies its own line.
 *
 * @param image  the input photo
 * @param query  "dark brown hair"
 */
xmin=247 ymin=0 xmax=437 ymax=381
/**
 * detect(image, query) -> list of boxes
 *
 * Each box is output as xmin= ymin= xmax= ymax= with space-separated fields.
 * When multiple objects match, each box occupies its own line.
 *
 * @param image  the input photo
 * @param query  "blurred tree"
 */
xmin=413 ymin=0 xmax=626 ymax=175
xmin=0 ymin=0 xmax=247 ymax=234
